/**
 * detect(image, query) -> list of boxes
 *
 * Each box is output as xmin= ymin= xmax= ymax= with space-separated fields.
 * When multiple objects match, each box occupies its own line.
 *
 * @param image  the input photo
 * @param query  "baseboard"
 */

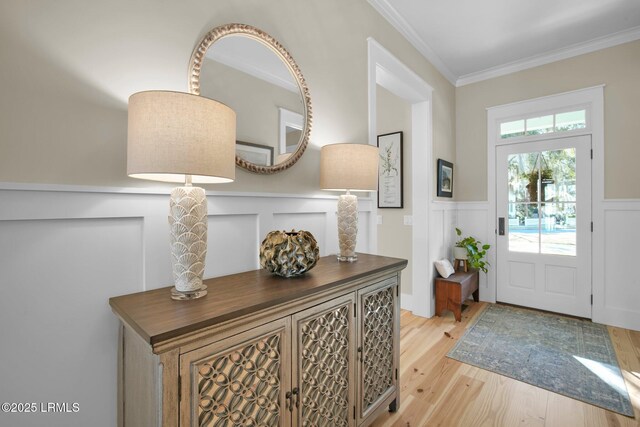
xmin=400 ymin=292 xmax=415 ymax=312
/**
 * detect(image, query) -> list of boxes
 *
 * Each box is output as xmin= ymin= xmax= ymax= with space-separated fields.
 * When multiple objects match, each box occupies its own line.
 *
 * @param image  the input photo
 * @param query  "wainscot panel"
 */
xmin=0 ymin=183 xmax=375 ymax=427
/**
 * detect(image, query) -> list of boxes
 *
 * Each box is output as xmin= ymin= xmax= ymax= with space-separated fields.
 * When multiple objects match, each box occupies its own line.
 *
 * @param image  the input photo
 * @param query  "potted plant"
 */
xmin=454 ymin=228 xmax=491 ymax=273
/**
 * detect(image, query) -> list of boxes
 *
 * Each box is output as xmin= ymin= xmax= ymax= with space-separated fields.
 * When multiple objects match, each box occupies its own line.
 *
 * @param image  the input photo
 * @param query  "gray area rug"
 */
xmin=447 ymin=304 xmax=634 ymax=417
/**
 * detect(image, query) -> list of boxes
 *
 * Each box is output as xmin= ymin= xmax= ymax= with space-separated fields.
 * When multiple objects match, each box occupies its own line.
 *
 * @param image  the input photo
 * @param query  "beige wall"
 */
xmin=456 ymin=40 xmax=640 ymax=201
xmin=0 ymin=0 xmax=455 ymax=196
xmin=376 ymin=86 xmax=413 ymax=293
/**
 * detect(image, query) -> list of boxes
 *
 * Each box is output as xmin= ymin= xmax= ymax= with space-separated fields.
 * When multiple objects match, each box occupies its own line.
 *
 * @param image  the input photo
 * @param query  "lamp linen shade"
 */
xmin=127 ymin=91 xmax=236 ymax=183
xmin=320 ymin=143 xmax=378 ymax=191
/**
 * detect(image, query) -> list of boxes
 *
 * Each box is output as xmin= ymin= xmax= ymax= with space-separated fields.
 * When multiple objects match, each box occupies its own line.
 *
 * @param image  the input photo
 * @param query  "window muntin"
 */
xmin=500 ymin=109 xmax=586 ymax=140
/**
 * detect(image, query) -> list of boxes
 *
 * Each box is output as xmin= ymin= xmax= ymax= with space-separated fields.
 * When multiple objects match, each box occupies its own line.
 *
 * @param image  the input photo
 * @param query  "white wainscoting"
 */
xmin=398 ymin=201 xmax=455 ymax=314
xmin=593 ymin=199 xmax=640 ymax=331
xmin=0 ymin=183 xmax=374 ymax=427
xmin=454 ymin=199 xmax=640 ymax=332
xmin=400 ymin=201 xmax=457 ymax=317
xmin=395 ymin=197 xmax=640 ymax=332
xmin=430 ymin=202 xmax=458 ymax=262
xmin=456 ymin=202 xmax=490 ymax=299
xmin=402 ymin=201 xmax=482 ymax=316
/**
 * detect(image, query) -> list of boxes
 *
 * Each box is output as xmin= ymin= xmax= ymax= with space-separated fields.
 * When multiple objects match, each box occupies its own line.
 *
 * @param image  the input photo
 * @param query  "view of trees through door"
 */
xmin=507 ymin=147 xmax=577 ymax=256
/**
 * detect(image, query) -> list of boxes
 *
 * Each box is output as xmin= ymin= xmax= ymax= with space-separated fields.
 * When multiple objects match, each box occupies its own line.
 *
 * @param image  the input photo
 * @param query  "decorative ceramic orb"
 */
xmin=260 ymin=230 xmax=320 ymax=277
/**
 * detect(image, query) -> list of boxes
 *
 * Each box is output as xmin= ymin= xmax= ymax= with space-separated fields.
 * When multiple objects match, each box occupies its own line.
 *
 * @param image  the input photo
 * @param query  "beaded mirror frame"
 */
xmin=189 ymin=23 xmax=312 ymax=174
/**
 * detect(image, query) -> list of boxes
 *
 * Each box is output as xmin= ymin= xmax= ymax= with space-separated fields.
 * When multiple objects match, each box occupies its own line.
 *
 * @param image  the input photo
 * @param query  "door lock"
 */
xmin=498 ymin=217 xmax=505 ymax=236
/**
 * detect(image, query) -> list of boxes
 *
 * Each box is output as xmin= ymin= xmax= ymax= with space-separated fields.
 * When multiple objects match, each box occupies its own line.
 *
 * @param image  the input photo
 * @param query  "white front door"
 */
xmin=496 ymin=135 xmax=592 ymax=318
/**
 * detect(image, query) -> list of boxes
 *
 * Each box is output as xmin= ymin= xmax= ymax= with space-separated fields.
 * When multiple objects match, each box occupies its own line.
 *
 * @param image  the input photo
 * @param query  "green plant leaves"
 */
xmin=455 ymin=228 xmax=491 ymax=273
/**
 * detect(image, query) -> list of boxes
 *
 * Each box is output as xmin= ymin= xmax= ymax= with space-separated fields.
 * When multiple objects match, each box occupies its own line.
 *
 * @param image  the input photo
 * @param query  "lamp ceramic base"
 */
xmin=337 ymin=193 xmax=358 ymax=263
xmin=171 ymin=285 xmax=208 ymax=301
xmin=337 ymin=254 xmax=358 ymax=262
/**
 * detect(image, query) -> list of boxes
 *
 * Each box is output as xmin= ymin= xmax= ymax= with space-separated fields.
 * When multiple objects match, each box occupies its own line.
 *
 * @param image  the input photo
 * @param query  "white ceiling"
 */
xmin=369 ymin=0 xmax=640 ymax=86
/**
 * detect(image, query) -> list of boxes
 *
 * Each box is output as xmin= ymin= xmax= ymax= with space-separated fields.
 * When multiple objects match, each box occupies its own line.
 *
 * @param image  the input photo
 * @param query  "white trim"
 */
xmin=487 ymin=85 xmax=604 ymax=312
xmin=457 ymin=26 xmax=640 ymax=86
xmin=368 ymin=38 xmax=434 ymax=318
xmin=367 ymin=0 xmax=457 ymax=85
xmin=0 ymin=182 xmax=374 ymax=201
xmin=455 ymin=201 xmax=489 ymax=211
xmin=486 ymin=85 xmax=605 ymax=112
xmin=400 ymin=293 xmax=415 ymax=312
xmin=430 ymin=201 xmax=457 ymax=212
xmin=278 ymin=107 xmax=303 ymax=155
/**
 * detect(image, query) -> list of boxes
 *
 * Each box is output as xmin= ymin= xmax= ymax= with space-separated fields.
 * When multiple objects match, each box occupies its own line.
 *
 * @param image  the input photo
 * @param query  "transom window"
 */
xmin=499 ymin=109 xmax=587 ymax=140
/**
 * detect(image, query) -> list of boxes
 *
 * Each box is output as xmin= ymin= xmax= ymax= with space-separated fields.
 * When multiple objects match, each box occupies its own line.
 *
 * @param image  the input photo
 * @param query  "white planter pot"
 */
xmin=453 ymin=246 xmax=468 ymax=260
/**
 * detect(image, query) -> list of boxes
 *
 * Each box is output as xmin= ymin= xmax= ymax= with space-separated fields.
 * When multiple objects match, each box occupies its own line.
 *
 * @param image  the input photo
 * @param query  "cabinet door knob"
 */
xmin=292 ymin=387 xmax=300 ymax=408
xmin=285 ymin=391 xmax=293 ymax=412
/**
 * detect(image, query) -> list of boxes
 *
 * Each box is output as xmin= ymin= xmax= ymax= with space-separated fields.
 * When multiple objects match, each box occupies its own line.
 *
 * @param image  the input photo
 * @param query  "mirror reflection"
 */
xmin=198 ymin=35 xmax=305 ymax=168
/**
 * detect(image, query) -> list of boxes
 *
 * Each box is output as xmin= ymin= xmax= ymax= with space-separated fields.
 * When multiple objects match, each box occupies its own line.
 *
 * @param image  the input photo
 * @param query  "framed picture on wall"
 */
xmin=377 ymin=131 xmax=403 ymax=208
xmin=437 ymin=159 xmax=453 ymax=198
xmin=235 ymin=141 xmax=274 ymax=167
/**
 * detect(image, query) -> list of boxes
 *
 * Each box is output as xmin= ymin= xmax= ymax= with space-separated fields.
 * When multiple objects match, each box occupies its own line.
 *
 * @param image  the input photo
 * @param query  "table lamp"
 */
xmin=127 ymin=91 xmax=236 ymax=300
xmin=320 ymin=143 xmax=378 ymax=262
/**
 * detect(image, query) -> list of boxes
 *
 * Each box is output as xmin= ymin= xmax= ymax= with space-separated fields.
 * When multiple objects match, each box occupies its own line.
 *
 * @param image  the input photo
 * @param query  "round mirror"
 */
xmin=189 ymin=24 xmax=312 ymax=174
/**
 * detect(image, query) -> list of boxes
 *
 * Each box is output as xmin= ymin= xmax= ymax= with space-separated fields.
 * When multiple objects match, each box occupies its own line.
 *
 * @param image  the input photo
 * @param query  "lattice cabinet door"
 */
xmin=357 ymin=278 xmax=399 ymax=424
xmin=292 ymin=293 xmax=356 ymax=427
xmin=180 ymin=318 xmax=292 ymax=427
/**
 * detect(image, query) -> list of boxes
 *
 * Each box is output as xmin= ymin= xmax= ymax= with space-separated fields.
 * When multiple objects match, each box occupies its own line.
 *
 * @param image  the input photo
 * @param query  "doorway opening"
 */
xmin=368 ymin=38 xmax=434 ymax=317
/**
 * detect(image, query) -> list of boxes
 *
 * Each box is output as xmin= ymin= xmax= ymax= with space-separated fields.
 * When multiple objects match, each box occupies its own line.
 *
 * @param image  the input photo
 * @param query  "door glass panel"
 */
xmin=507 ymin=148 xmax=577 ymax=256
xmin=540 ymin=148 xmax=576 ymax=203
xmin=508 ymin=203 xmax=539 ymax=253
xmin=508 ymin=152 xmax=540 ymax=202
xmin=541 ymin=203 xmax=576 ymax=255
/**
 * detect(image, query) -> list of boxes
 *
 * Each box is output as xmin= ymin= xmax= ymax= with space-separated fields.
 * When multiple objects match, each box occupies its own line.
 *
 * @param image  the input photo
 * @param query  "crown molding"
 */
xmin=367 ymin=0 xmax=457 ymax=86
xmin=368 ymin=0 xmax=640 ymax=88
xmin=457 ymin=25 xmax=640 ymax=87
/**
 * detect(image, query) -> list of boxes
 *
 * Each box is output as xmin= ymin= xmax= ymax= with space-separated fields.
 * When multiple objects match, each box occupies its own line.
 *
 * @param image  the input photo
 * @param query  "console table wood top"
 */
xmin=109 ymin=253 xmax=407 ymax=346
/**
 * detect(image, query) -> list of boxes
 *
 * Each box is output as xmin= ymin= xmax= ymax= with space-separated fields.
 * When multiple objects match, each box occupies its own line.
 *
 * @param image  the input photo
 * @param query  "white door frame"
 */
xmin=367 ymin=38 xmax=434 ymax=317
xmin=486 ymin=86 xmax=604 ymax=309
xmin=496 ymin=135 xmax=592 ymax=317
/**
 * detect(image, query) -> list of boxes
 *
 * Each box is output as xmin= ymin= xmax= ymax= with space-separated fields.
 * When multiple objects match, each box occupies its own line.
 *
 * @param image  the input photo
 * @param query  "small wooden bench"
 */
xmin=435 ymin=269 xmax=479 ymax=322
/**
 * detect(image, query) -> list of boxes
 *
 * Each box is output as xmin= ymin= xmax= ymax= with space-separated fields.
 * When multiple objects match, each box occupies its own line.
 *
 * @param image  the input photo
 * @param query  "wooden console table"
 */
xmin=435 ymin=269 xmax=479 ymax=322
xmin=110 ymin=253 xmax=407 ymax=427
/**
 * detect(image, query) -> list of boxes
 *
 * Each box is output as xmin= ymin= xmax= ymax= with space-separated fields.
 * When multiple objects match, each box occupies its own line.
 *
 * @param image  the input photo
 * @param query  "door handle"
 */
xmin=498 ymin=217 xmax=505 ymax=236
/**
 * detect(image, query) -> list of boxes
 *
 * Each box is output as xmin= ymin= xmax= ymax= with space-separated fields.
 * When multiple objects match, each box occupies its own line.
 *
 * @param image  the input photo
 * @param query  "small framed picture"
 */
xmin=437 ymin=159 xmax=453 ymax=198
xmin=235 ymin=141 xmax=274 ymax=166
xmin=377 ymin=131 xmax=403 ymax=208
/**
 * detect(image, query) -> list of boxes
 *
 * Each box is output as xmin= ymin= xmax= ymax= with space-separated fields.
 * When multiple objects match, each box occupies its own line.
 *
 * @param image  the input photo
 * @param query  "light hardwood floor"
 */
xmin=371 ymin=302 xmax=640 ymax=427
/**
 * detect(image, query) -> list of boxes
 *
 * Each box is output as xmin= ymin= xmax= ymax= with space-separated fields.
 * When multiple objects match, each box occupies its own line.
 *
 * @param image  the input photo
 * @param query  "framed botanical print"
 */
xmin=377 ymin=131 xmax=403 ymax=208
xmin=437 ymin=159 xmax=453 ymax=198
